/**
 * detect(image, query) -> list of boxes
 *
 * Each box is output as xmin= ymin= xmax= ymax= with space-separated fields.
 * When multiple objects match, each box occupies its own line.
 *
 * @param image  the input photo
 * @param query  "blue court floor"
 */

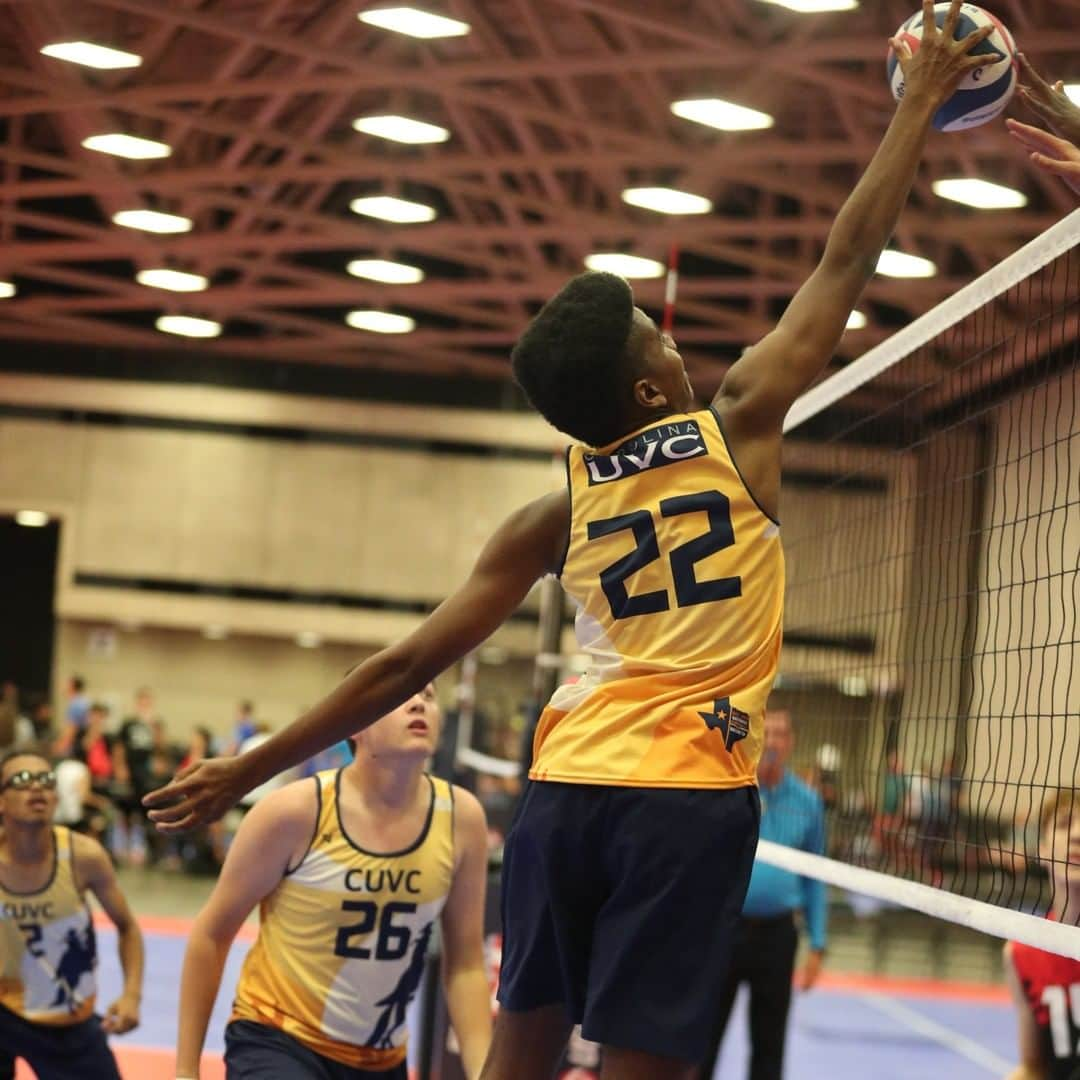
xmin=87 ymin=926 xmax=1020 ymax=1079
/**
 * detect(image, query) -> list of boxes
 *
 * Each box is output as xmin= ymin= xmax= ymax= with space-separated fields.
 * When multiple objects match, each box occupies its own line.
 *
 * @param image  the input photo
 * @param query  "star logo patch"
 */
xmin=698 ymin=696 xmax=750 ymax=753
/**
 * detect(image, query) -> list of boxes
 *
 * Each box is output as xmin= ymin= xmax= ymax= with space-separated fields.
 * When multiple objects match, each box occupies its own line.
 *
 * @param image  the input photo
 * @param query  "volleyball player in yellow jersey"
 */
xmin=0 ymin=751 xmax=144 ymax=1080
xmin=149 ymin=7 xmax=998 ymax=1075
xmin=175 ymin=685 xmax=492 ymax=1080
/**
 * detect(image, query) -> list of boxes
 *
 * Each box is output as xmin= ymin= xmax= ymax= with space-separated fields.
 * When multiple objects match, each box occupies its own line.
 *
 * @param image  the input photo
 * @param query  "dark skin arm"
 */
xmin=713 ymin=0 xmax=998 ymax=521
xmin=146 ymin=490 xmax=570 ymax=831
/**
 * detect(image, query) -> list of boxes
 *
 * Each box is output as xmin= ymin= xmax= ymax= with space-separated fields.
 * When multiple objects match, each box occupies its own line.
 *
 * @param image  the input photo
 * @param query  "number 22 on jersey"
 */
xmin=587 ymin=488 xmax=742 ymax=620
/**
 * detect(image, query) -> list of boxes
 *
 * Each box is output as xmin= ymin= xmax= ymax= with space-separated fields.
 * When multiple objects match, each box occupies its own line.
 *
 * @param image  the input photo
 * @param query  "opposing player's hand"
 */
xmin=889 ymin=0 xmax=1000 ymax=109
xmin=1016 ymin=53 xmax=1080 ymax=146
xmin=798 ymin=948 xmax=825 ymax=992
xmin=1006 ymin=119 xmax=1080 ymax=195
xmin=143 ymin=756 xmax=247 ymax=833
xmin=102 ymin=992 xmax=140 ymax=1035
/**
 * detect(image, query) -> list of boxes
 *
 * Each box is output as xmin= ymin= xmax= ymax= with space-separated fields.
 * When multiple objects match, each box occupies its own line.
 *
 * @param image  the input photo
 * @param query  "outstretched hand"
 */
xmin=1016 ymin=53 xmax=1080 ymax=147
xmin=142 ymin=756 xmax=248 ymax=834
xmin=889 ymin=0 xmax=1002 ymax=110
xmin=1006 ymin=119 xmax=1080 ymax=195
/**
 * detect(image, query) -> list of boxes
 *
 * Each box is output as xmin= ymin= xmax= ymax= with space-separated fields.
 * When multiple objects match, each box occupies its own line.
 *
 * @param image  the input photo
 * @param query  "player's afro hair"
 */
xmin=511 ymin=271 xmax=637 ymax=447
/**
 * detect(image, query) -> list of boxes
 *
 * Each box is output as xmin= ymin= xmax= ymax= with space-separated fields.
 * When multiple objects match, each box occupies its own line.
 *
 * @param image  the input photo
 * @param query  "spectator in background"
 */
xmin=0 ymin=681 xmax=18 ymax=753
xmin=54 ymin=675 xmax=90 ymax=756
xmin=236 ymin=725 xmax=301 ymax=810
xmin=54 ymin=754 xmax=111 ymax=846
xmin=1006 ymin=54 xmax=1080 ymax=196
xmin=228 ymin=701 xmax=258 ymax=755
xmin=119 ymin=689 xmax=158 ymax=802
xmin=180 ymin=727 xmax=214 ymax=773
xmin=115 ymin=688 xmax=159 ymax=864
xmin=876 ymin=748 xmax=908 ymax=872
xmin=78 ymin=704 xmax=113 ymax=795
xmin=700 ymin=710 xmax=827 ymax=1080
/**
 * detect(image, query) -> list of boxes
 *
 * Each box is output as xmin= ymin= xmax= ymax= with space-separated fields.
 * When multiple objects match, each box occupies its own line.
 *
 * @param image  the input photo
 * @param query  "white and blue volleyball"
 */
xmin=888 ymin=3 xmax=1018 ymax=132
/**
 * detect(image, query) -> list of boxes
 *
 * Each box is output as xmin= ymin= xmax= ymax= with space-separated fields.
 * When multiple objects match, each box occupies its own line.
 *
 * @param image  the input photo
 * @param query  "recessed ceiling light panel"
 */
xmin=137 ymin=268 xmax=209 ymax=292
xmin=82 ymin=133 xmax=172 ymax=160
xmin=156 ymin=314 xmax=222 ymax=338
xmin=671 ymin=98 xmax=774 ymax=132
xmin=622 ymin=187 xmax=713 ymax=215
xmin=358 ymin=7 xmax=471 ymax=38
xmin=584 ymin=253 xmax=666 ymax=279
xmin=112 ymin=209 xmax=193 ymax=234
xmin=932 ymin=178 xmax=1027 ymax=210
xmin=349 ymin=196 xmax=437 ymax=223
xmin=353 ymin=115 xmax=450 ymax=144
xmin=41 ymin=41 xmax=142 ymax=69
xmin=876 ymin=250 xmax=937 ymax=279
xmin=346 ymin=259 xmax=425 ymax=284
xmin=345 ymin=310 xmax=417 ymax=333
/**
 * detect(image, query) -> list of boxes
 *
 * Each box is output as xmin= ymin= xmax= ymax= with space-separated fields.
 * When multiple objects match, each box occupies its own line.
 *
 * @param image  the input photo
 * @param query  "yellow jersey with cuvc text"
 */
xmin=231 ymin=771 xmax=455 ymax=1069
xmin=530 ymin=407 xmax=784 ymax=789
xmin=0 ymin=828 xmax=97 ymax=1025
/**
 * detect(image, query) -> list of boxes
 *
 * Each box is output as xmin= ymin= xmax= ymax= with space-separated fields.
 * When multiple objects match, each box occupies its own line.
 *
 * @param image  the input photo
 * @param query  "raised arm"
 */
xmin=715 ymin=0 xmax=998 ymax=437
xmin=175 ymin=782 xmax=317 ymax=1079
xmin=147 ymin=489 xmax=570 ymax=832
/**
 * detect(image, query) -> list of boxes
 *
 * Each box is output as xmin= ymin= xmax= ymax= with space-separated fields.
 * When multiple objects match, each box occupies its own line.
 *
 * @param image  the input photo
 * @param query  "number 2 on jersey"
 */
xmin=587 ymin=489 xmax=742 ymax=620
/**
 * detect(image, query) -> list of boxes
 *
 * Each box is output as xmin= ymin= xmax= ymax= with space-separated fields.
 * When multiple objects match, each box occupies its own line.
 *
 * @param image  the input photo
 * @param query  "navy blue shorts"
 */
xmin=497 ymin=781 xmax=760 ymax=1062
xmin=0 ymin=1005 xmax=121 ymax=1080
xmin=225 ymin=1020 xmax=407 ymax=1079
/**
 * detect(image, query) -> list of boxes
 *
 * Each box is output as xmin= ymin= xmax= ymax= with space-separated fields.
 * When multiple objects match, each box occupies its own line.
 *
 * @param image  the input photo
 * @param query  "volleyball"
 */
xmin=887 ymin=3 xmax=1018 ymax=132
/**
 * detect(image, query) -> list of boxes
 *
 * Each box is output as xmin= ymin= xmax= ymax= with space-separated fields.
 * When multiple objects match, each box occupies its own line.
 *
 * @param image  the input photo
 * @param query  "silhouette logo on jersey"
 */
xmin=365 ymin=922 xmax=433 ymax=1049
xmin=698 ymin=697 xmax=750 ymax=752
xmin=50 ymin=925 xmax=96 ymax=1011
xmin=583 ymin=419 xmax=708 ymax=486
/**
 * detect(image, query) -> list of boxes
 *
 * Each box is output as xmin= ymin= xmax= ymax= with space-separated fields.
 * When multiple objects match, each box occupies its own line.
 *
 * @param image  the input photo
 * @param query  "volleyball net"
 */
xmin=761 ymin=208 xmax=1080 ymax=958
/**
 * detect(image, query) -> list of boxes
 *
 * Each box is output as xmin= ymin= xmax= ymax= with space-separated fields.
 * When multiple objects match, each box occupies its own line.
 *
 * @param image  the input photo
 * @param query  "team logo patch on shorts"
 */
xmin=698 ymin=697 xmax=750 ymax=752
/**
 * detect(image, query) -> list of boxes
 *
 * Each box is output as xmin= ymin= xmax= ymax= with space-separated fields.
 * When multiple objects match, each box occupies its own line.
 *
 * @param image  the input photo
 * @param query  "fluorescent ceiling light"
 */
xmin=845 ymin=310 xmax=867 ymax=330
xmin=358 ymin=7 xmax=470 ymax=38
xmin=137 ymin=268 xmax=209 ymax=292
xmin=0 ymin=281 xmax=15 ymax=299
xmin=41 ymin=41 xmax=142 ymax=69
xmin=671 ymin=98 xmax=774 ymax=132
xmin=346 ymin=309 xmax=416 ymax=333
xmin=15 ymin=510 xmax=50 ymax=527
xmin=350 ymin=195 xmax=437 ymax=223
xmin=1064 ymin=85 xmax=1080 ymax=106
xmin=156 ymin=314 xmax=222 ymax=338
xmin=82 ymin=133 xmax=171 ymax=160
xmin=622 ymin=187 xmax=712 ymax=215
xmin=202 ymin=625 xmax=229 ymax=640
xmin=584 ymin=253 xmax=665 ymax=279
xmin=112 ymin=208 xmax=192 ymax=234
xmin=296 ymin=631 xmax=323 ymax=648
xmin=353 ymin=114 xmax=450 ymax=144
xmin=758 ymin=0 xmax=858 ymax=11
xmin=932 ymin=178 xmax=1027 ymax=210
xmin=876 ymin=249 xmax=937 ymax=279
xmin=346 ymin=259 xmax=425 ymax=284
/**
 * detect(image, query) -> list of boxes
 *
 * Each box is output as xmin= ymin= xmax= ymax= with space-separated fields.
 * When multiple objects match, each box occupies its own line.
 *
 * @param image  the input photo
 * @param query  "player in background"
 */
xmin=1005 ymin=791 xmax=1080 ymax=1080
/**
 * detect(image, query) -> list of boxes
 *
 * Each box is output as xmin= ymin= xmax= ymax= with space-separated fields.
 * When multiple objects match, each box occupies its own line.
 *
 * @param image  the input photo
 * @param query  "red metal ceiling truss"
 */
xmin=0 ymin=0 xmax=1076 ymax=398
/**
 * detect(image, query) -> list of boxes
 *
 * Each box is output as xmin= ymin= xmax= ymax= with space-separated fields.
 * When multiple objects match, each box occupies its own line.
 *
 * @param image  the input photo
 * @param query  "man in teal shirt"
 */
xmin=700 ymin=710 xmax=827 ymax=1080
